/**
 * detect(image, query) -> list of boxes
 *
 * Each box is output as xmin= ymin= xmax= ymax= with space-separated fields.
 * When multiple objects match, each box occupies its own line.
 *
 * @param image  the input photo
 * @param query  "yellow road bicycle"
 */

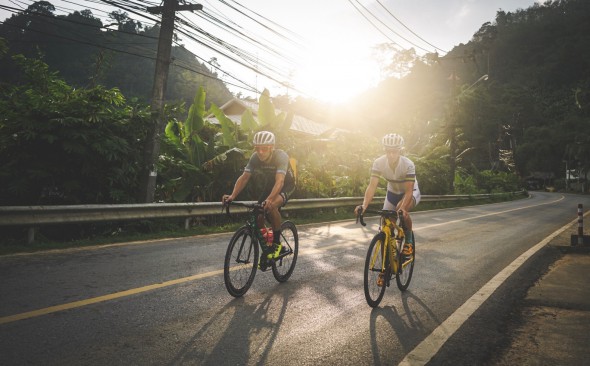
xmin=357 ymin=209 xmax=415 ymax=307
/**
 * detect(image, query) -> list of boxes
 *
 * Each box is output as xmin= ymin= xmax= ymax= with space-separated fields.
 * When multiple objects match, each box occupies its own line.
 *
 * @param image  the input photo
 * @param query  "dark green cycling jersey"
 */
xmin=244 ymin=149 xmax=296 ymax=203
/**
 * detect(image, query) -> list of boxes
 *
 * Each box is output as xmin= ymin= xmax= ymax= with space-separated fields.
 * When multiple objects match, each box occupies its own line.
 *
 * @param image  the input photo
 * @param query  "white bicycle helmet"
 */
xmin=253 ymin=131 xmax=276 ymax=145
xmin=382 ymin=133 xmax=404 ymax=149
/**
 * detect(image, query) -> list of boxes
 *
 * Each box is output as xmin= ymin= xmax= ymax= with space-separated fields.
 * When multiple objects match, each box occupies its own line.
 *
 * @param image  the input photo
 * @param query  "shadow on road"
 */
xmin=368 ymin=290 xmax=441 ymax=365
xmin=167 ymin=287 xmax=294 ymax=365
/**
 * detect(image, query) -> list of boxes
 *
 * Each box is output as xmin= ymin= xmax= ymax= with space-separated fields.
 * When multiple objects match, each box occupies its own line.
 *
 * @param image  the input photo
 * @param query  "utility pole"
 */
xmin=140 ymin=1 xmax=203 ymax=203
xmin=448 ymin=72 xmax=489 ymax=193
xmin=448 ymin=71 xmax=459 ymax=193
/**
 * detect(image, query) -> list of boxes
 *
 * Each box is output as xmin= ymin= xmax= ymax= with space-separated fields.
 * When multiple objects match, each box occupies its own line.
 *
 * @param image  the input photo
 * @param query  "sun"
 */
xmin=292 ymin=43 xmax=381 ymax=104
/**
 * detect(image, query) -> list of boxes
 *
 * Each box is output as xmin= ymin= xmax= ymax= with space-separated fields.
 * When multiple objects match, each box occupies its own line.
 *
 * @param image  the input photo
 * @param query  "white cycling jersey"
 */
xmin=370 ymin=154 xmax=421 ymax=208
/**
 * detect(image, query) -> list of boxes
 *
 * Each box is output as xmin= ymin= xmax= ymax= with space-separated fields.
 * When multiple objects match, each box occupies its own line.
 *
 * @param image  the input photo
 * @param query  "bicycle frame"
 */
xmin=224 ymin=201 xmax=289 ymax=260
xmin=360 ymin=208 xmax=415 ymax=305
xmin=226 ymin=202 xmax=267 ymax=251
xmin=223 ymin=200 xmax=300 ymax=297
xmin=359 ymin=209 xmax=408 ymax=277
xmin=371 ymin=214 xmax=406 ymax=277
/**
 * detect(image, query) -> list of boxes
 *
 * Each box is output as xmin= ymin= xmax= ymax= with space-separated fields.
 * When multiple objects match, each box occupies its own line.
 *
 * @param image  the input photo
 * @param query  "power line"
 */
xmin=0 ymin=10 xmax=257 ymax=93
xmin=177 ymin=12 xmax=295 ymax=85
xmin=2 ymin=0 xmax=308 ymax=96
xmin=374 ymin=0 xmax=446 ymax=54
xmin=218 ymin=0 xmax=303 ymax=48
xmin=110 ymin=0 xmax=300 ymax=92
xmin=174 ymin=17 xmax=302 ymax=94
xmin=346 ymin=0 xmax=403 ymax=50
xmin=349 ymin=0 xmax=433 ymax=54
xmin=0 ymin=2 xmax=280 ymax=93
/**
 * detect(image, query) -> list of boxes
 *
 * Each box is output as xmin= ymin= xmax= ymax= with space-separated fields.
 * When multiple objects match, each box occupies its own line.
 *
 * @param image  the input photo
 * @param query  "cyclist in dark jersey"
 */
xmin=223 ymin=131 xmax=295 ymax=259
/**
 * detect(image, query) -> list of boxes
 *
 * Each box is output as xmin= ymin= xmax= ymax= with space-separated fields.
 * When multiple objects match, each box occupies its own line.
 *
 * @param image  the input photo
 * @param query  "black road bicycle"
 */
xmin=222 ymin=201 xmax=299 ymax=297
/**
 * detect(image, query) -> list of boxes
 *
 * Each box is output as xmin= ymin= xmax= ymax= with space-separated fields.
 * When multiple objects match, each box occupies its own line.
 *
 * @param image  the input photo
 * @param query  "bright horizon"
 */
xmin=241 ymin=0 xmax=541 ymax=103
xmin=0 ymin=0 xmax=541 ymax=103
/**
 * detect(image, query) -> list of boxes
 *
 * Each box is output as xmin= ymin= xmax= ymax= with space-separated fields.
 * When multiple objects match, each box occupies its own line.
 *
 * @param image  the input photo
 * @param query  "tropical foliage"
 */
xmin=1 ymin=0 xmax=589 ymax=212
xmin=0 ymin=54 xmax=150 ymax=205
xmin=0 ymin=2 xmax=232 ymax=107
xmin=308 ymin=0 xmax=590 ymax=192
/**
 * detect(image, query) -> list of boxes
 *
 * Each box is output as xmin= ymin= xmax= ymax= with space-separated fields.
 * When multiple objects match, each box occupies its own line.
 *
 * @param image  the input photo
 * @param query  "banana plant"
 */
xmin=256 ymin=89 xmax=294 ymax=150
xmin=203 ymin=88 xmax=296 ymax=172
xmin=161 ymin=88 xmax=299 ymax=202
xmin=160 ymin=86 xmax=216 ymax=202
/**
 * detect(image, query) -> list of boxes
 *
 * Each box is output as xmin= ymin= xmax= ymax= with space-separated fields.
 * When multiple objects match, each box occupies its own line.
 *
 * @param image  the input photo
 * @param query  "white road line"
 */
xmin=415 ymin=195 xmax=564 ymax=230
xmin=398 ymin=211 xmax=589 ymax=366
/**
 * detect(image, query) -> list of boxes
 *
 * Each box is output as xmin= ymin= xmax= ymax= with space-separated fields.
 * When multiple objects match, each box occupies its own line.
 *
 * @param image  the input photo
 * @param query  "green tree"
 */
xmin=0 ymin=55 xmax=151 ymax=205
xmin=160 ymin=87 xmax=216 ymax=202
xmin=158 ymin=86 xmax=249 ymax=202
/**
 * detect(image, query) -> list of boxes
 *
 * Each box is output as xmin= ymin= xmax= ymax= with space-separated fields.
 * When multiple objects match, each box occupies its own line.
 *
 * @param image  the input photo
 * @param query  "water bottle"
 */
xmin=260 ymin=227 xmax=273 ymax=244
xmin=266 ymin=228 xmax=273 ymax=244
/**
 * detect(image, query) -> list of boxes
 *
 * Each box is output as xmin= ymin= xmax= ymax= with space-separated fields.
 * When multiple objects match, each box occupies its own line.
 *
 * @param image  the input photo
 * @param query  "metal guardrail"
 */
xmin=0 ymin=192 xmax=526 ymax=243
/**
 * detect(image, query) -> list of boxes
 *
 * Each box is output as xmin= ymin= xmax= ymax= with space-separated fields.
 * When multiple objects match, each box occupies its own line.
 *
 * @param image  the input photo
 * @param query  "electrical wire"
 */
xmin=0 ymin=2 xmax=278 ymax=91
xmin=346 ymin=0 xmax=403 ymax=51
xmin=350 ymin=0 xmax=433 ymax=53
xmin=1 ymin=0 xmax=311 ymax=96
xmin=0 ymin=6 xmax=258 ymax=93
xmin=374 ymin=0 xmax=446 ymax=54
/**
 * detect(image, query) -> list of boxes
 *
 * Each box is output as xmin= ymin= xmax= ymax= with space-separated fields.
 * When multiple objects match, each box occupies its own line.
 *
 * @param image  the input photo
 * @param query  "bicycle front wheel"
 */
xmin=396 ymin=234 xmax=415 ymax=291
xmin=364 ymin=233 xmax=388 ymax=307
xmin=272 ymin=220 xmax=299 ymax=282
xmin=224 ymin=226 xmax=259 ymax=297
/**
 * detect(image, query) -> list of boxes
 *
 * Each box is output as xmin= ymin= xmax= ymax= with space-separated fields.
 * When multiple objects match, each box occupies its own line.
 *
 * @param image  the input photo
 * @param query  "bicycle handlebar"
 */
xmin=356 ymin=209 xmax=401 ymax=227
xmin=222 ymin=200 xmax=265 ymax=216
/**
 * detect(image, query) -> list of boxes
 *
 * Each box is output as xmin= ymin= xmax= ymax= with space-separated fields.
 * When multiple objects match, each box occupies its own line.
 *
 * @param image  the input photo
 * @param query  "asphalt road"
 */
xmin=1 ymin=192 xmax=588 ymax=365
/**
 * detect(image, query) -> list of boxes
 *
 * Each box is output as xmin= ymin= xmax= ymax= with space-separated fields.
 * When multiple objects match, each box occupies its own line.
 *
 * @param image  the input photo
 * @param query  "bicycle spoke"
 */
xmin=396 ymin=239 xmax=415 ymax=291
xmin=224 ymin=227 xmax=258 ymax=297
xmin=271 ymin=221 xmax=298 ymax=282
xmin=364 ymin=234 xmax=387 ymax=307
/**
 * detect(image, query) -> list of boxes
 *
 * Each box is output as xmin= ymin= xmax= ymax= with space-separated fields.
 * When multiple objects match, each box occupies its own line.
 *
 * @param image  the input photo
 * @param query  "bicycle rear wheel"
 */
xmin=271 ymin=221 xmax=299 ymax=282
xmin=364 ymin=233 xmax=388 ymax=307
xmin=224 ymin=226 xmax=259 ymax=297
xmin=396 ymin=233 xmax=415 ymax=291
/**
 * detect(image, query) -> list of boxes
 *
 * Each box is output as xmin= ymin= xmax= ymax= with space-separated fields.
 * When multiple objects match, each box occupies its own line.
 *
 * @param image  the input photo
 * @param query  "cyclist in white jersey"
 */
xmin=355 ymin=133 xmax=420 ymax=253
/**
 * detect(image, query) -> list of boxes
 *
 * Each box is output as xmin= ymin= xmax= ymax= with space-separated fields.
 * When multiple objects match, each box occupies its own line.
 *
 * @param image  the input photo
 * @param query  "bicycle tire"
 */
xmin=271 ymin=220 xmax=299 ymax=282
xmin=396 ymin=233 xmax=415 ymax=291
xmin=224 ymin=226 xmax=259 ymax=297
xmin=364 ymin=233 xmax=388 ymax=307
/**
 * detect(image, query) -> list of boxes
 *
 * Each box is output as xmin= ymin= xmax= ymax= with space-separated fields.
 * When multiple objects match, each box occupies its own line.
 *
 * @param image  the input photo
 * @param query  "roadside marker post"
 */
xmin=571 ymin=204 xmax=590 ymax=246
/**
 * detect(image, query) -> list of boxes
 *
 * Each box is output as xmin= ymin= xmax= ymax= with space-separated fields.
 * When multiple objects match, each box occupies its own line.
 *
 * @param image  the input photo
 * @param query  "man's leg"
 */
xmin=401 ymin=197 xmax=416 ymax=246
xmin=267 ymin=194 xmax=285 ymax=242
xmin=265 ymin=194 xmax=287 ymax=259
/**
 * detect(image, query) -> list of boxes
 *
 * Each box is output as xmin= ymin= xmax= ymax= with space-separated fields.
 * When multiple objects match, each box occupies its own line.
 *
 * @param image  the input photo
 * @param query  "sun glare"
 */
xmin=292 ymin=43 xmax=380 ymax=104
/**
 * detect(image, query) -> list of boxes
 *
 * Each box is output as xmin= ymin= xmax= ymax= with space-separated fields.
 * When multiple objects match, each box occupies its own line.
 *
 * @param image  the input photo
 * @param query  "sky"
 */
xmin=0 ymin=0 xmax=542 ymax=103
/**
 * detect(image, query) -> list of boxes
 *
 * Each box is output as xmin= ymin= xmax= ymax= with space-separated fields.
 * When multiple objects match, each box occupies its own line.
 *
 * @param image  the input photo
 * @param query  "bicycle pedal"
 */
xmin=377 ymin=273 xmax=385 ymax=287
xmin=257 ymin=260 xmax=269 ymax=271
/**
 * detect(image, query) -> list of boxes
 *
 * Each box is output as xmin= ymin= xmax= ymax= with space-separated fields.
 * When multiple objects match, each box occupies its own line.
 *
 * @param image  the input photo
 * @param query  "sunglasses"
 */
xmin=255 ymin=146 xmax=273 ymax=152
xmin=384 ymin=148 xmax=401 ymax=154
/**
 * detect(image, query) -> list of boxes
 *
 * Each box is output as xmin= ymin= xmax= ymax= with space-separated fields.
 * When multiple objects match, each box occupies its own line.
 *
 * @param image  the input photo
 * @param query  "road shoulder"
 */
xmin=490 ymin=229 xmax=590 ymax=365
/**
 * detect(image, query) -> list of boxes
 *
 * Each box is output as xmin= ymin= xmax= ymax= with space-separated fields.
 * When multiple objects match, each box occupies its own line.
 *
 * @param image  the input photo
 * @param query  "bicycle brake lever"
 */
xmin=359 ymin=214 xmax=367 ymax=227
xmin=222 ymin=201 xmax=230 ymax=216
